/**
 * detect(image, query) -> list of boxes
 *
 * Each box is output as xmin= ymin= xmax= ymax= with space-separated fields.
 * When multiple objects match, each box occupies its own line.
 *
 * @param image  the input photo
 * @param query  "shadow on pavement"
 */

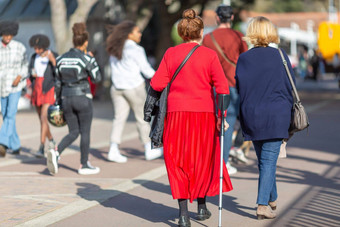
xmin=123 ymin=148 xmax=145 ymax=159
xmin=209 ymin=195 xmax=255 ymax=220
xmin=92 ymin=100 xmax=136 ymax=122
xmin=133 ymin=179 xmax=256 ymax=220
xmin=276 ymin=160 xmax=340 ymax=190
xmin=89 ymin=148 xmax=108 ymax=161
xmin=89 ymin=147 xmax=148 ymax=162
xmin=267 ymin=163 xmax=340 ymax=227
xmin=37 ymin=163 xmax=78 ymax=176
xmin=284 ymin=153 xmax=340 ymax=167
xmin=133 ymin=179 xmax=172 ymax=197
xmin=75 ymin=182 xmax=182 ymax=226
xmin=219 ymin=152 xmax=340 ymax=224
xmin=58 ymin=163 xmax=78 ymax=173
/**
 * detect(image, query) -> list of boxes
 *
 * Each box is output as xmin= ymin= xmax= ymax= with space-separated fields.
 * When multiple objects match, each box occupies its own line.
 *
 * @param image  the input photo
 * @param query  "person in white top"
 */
xmin=106 ymin=20 xmax=162 ymax=163
xmin=28 ymin=34 xmax=57 ymax=157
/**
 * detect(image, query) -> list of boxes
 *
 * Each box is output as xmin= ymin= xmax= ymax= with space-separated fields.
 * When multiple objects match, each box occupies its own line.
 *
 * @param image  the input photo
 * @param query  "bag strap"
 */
xmin=210 ymin=33 xmax=236 ymax=68
xmin=278 ymin=48 xmax=301 ymax=102
xmin=169 ymin=44 xmax=200 ymax=86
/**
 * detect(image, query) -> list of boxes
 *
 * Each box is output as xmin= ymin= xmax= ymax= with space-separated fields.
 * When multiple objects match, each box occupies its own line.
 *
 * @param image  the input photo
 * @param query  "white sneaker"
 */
xmin=108 ymin=143 xmax=127 ymax=163
xmin=47 ymin=149 xmax=59 ymax=175
xmin=78 ymin=161 xmax=100 ymax=175
xmin=229 ymin=147 xmax=237 ymax=157
xmin=144 ymin=142 xmax=163 ymax=161
xmin=226 ymin=162 xmax=237 ymax=175
xmin=230 ymin=147 xmax=248 ymax=164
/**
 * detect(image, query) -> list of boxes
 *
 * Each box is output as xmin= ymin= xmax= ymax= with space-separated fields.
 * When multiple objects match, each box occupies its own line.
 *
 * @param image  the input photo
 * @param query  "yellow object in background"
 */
xmin=318 ymin=22 xmax=340 ymax=61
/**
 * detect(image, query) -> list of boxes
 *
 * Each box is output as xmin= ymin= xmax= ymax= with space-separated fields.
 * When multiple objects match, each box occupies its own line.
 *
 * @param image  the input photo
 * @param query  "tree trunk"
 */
xmin=154 ymin=0 xmax=208 ymax=64
xmin=49 ymin=0 xmax=68 ymax=54
xmin=155 ymin=2 xmax=176 ymax=63
xmin=49 ymin=0 xmax=99 ymax=54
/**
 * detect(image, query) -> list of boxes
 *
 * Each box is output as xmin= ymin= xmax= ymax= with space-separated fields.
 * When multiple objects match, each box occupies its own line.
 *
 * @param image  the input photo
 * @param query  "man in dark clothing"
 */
xmin=310 ymin=49 xmax=319 ymax=81
xmin=202 ymin=5 xmax=248 ymax=174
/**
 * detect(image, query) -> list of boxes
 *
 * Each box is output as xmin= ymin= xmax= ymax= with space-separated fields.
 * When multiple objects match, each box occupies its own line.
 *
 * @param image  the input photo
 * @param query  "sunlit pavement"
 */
xmin=0 ymin=76 xmax=339 ymax=226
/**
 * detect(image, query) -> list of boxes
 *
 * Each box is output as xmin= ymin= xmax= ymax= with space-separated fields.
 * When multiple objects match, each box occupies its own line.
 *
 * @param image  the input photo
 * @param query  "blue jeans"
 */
xmin=0 ymin=91 xmax=21 ymax=150
xmin=253 ymin=139 xmax=282 ymax=205
xmin=223 ymin=87 xmax=240 ymax=163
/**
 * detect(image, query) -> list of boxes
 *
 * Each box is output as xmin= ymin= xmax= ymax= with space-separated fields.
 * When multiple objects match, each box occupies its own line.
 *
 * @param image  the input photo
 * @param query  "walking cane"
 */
xmin=218 ymin=94 xmax=230 ymax=227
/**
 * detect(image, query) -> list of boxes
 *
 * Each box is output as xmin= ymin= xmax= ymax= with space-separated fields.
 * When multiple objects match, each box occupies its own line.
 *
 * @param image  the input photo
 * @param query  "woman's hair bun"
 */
xmin=72 ymin=22 xmax=89 ymax=47
xmin=178 ymin=8 xmax=203 ymax=41
xmin=72 ymin=23 xmax=87 ymax=36
xmin=182 ymin=9 xmax=196 ymax=19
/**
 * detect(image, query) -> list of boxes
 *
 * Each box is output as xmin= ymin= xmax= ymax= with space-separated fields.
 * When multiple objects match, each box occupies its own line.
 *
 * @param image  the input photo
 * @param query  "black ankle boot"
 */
xmin=178 ymin=216 xmax=191 ymax=227
xmin=197 ymin=208 xmax=211 ymax=221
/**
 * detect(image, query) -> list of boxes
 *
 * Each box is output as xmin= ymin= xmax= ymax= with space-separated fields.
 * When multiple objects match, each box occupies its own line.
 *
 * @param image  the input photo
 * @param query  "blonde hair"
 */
xmin=243 ymin=16 xmax=280 ymax=47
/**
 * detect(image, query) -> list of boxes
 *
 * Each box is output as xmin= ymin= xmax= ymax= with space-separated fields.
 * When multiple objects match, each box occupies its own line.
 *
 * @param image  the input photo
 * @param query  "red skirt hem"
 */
xmin=163 ymin=112 xmax=233 ymax=202
xmin=31 ymin=77 xmax=55 ymax=106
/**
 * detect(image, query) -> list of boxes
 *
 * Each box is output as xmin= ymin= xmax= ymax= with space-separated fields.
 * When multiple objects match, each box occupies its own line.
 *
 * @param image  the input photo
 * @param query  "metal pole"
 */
xmin=217 ymin=94 xmax=230 ymax=227
xmin=218 ymin=111 xmax=225 ymax=227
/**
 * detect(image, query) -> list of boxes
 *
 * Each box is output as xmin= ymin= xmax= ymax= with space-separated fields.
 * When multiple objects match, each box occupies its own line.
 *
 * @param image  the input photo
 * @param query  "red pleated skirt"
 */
xmin=31 ymin=77 xmax=55 ymax=106
xmin=163 ymin=111 xmax=233 ymax=202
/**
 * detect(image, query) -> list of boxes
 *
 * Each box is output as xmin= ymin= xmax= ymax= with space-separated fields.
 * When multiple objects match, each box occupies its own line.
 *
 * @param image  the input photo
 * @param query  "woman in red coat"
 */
xmin=150 ymin=9 xmax=233 ymax=227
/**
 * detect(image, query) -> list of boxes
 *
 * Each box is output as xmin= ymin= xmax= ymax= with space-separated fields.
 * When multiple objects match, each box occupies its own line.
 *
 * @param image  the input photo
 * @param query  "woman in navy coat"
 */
xmin=235 ymin=16 xmax=294 ymax=220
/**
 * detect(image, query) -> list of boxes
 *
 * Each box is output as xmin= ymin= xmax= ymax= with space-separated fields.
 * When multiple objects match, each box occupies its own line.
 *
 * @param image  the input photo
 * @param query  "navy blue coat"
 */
xmin=235 ymin=46 xmax=294 ymax=141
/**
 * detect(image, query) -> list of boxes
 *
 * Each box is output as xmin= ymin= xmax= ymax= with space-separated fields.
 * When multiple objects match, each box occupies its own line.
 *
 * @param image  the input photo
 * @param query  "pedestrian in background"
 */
xmin=106 ymin=20 xmax=162 ymax=163
xmin=150 ymin=9 xmax=232 ymax=227
xmin=235 ymin=16 xmax=294 ymax=219
xmin=202 ymin=4 xmax=248 ymax=175
xmin=46 ymin=23 xmax=101 ymax=175
xmin=309 ymin=49 xmax=319 ymax=81
xmin=332 ymin=53 xmax=340 ymax=88
xmin=0 ymin=21 xmax=28 ymax=157
xmin=28 ymin=34 xmax=57 ymax=158
xmin=298 ymin=46 xmax=308 ymax=79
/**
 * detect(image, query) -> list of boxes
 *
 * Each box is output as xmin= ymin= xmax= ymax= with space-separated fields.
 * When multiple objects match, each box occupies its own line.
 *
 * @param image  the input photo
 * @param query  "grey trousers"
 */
xmin=110 ymin=83 xmax=150 ymax=144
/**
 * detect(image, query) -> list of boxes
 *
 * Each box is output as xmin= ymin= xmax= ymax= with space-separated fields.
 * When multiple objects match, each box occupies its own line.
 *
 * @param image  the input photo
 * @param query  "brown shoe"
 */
xmin=269 ymin=200 xmax=277 ymax=210
xmin=256 ymin=205 xmax=276 ymax=220
xmin=0 ymin=144 xmax=6 ymax=157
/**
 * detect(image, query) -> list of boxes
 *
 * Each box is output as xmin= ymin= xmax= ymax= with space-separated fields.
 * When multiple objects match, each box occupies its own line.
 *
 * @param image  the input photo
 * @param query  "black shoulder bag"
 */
xmin=144 ymin=45 xmax=200 ymax=148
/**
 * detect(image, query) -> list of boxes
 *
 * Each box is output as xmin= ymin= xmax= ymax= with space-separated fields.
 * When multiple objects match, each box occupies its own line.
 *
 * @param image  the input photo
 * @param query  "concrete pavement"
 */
xmin=0 ymin=77 xmax=340 ymax=226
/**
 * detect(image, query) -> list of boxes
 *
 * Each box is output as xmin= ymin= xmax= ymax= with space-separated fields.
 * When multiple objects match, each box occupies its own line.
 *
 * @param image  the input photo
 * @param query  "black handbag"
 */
xmin=278 ymin=48 xmax=309 ymax=135
xmin=144 ymin=45 xmax=200 ymax=148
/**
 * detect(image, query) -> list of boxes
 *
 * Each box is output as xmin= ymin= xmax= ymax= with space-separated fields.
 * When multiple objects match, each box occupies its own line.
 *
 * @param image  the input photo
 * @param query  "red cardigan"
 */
xmin=151 ymin=42 xmax=229 ymax=113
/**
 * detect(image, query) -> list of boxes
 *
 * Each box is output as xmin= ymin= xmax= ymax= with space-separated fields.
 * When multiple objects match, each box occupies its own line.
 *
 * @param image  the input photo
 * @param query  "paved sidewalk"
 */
xmin=50 ymin=93 xmax=340 ymax=227
xmin=0 ymin=79 xmax=340 ymax=226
